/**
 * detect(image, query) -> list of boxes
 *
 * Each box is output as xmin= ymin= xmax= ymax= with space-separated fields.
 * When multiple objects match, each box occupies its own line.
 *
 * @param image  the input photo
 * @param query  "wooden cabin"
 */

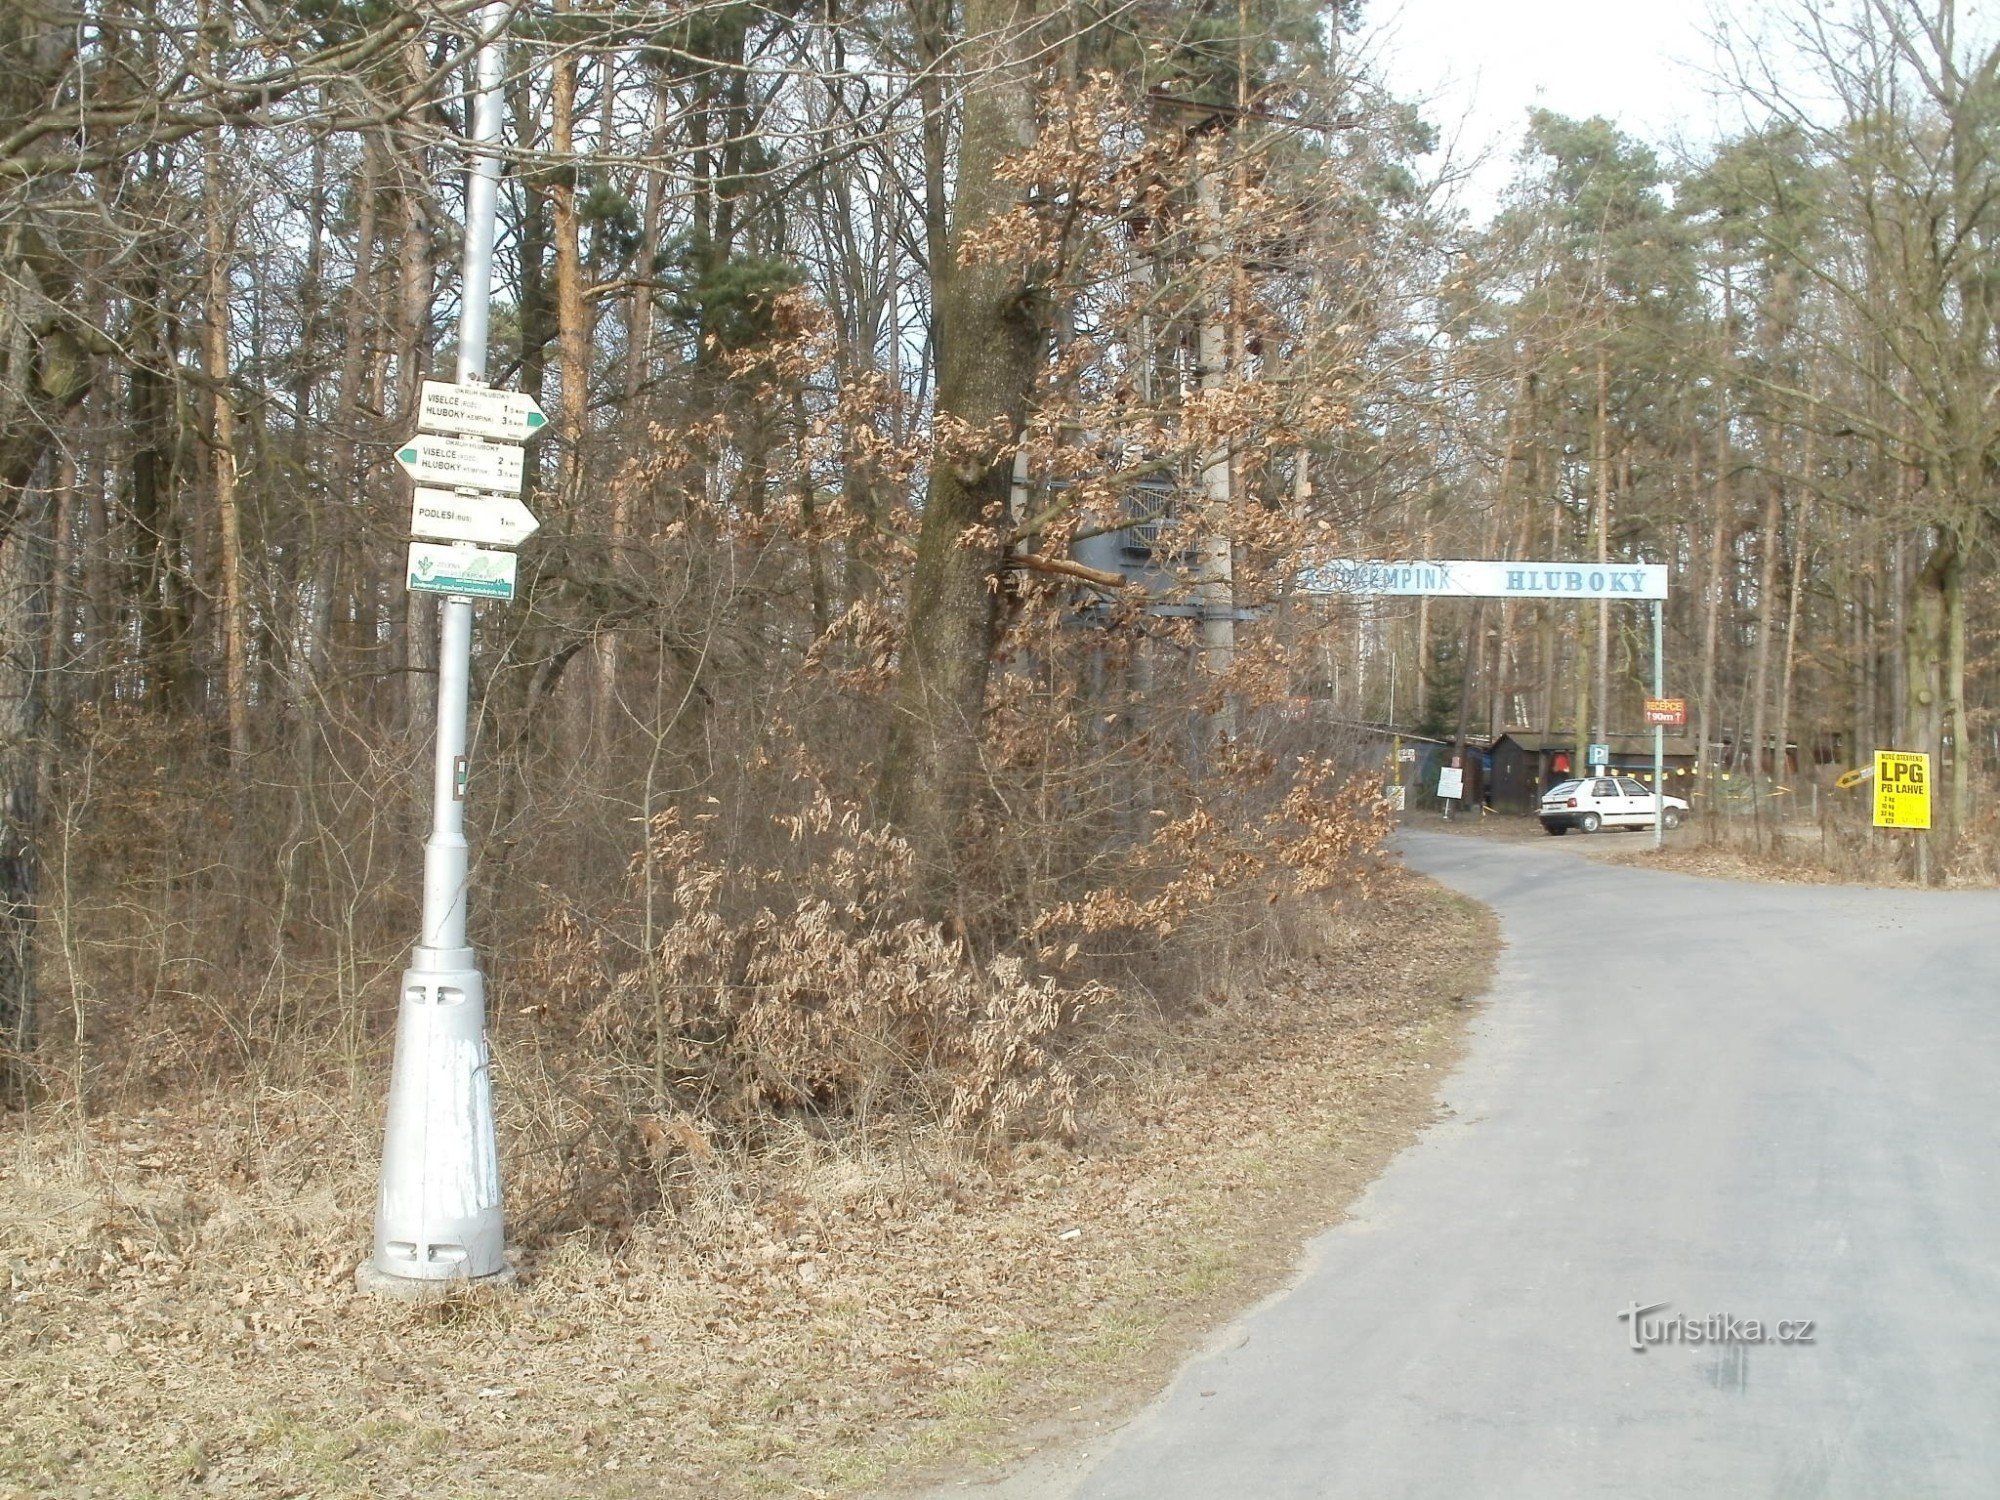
xmin=1486 ymin=732 xmax=1699 ymax=815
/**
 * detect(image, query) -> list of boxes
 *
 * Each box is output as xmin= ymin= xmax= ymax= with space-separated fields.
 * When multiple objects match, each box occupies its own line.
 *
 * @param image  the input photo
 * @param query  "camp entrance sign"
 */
xmin=1873 ymin=751 xmax=1932 ymax=829
xmin=1299 ymin=559 xmax=1668 ymax=600
xmin=407 ymin=541 xmax=517 ymax=601
xmin=1314 ymin=557 xmax=1675 ymax=847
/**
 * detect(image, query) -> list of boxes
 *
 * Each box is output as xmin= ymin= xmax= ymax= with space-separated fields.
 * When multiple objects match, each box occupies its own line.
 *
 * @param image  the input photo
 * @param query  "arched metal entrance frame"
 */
xmin=1299 ymin=560 xmax=1674 ymax=847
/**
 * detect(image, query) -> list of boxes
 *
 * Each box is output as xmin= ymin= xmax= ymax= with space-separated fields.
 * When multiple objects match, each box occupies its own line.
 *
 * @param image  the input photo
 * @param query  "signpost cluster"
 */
xmin=397 ymin=381 xmax=543 ymax=596
xmin=359 ymin=1 xmax=534 ymax=1295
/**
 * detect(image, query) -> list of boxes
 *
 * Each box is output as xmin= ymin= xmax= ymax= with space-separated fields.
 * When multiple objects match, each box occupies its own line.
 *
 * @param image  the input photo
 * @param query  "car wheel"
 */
xmin=1579 ymin=812 xmax=1601 ymax=833
xmin=1662 ymin=807 xmax=1682 ymax=830
xmin=1543 ymin=823 xmax=1566 ymax=836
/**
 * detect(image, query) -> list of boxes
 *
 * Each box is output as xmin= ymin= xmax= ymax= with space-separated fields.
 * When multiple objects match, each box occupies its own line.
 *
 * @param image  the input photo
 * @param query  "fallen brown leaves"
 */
xmin=0 ymin=868 xmax=1492 ymax=1500
xmin=1589 ymin=841 xmax=1861 ymax=884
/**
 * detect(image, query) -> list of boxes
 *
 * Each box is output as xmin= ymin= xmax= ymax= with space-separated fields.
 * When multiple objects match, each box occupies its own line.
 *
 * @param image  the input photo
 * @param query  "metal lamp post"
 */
xmin=1653 ymin=598 xmax=1666 ymax=851
xmin=359 ymin=2 xmax=515 ymax=1293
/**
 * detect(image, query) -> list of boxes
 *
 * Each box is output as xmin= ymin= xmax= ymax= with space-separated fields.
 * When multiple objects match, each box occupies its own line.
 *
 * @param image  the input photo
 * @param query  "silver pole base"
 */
xmin=355 ymin=1258 xmax=516 ymax=1299
xmin=361 ymin=958 xmax=509 ymax=1289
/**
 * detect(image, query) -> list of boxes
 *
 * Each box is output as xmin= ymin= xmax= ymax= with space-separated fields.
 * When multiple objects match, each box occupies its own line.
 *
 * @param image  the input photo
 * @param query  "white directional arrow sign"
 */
xmin=394 ymin=433 xmax=524 ymax=494
xmin=418 ymin=380 xmax=548 ymax=442
xmin=411 ymin=488 xmax=540 ymax=548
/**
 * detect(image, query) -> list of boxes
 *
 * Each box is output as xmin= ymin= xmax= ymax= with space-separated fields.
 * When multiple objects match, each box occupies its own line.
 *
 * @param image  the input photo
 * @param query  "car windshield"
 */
xmin=1544 ymin=781 xmax=1582 ymax=799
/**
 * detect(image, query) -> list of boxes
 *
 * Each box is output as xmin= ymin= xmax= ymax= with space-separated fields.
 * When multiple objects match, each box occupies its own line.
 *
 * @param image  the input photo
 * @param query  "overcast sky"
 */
xmin=1367 ymin=0 xmax=1728 ymax=216
xmin=1369 ymin=2 xmax=2000 ymax=219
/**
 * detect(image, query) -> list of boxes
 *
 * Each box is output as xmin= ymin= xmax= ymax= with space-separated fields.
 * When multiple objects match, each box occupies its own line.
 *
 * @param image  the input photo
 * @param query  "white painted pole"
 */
xmin=1654 ymin=597 xmax=1666 ymax=851
xmin=361 ymin=2 xmax=511 ymax=1292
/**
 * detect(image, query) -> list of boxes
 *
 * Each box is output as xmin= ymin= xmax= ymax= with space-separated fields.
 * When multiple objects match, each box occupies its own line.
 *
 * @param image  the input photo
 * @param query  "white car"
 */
xmin=1538 ymin=776 xmax=1688 ymax=834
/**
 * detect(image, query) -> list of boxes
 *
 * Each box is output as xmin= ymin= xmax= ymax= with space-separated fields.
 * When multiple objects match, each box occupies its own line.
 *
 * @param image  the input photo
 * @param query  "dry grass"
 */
xmin=1586 ymin=816 xmax=1995 ymax=887
xmin=1414 ymin=805 xmax=2000 ymax=890
xmin=1588 ymin=837 xmax=1884 ymax=885
xmin=0 ymin=867 xmax=1492 ymax=1500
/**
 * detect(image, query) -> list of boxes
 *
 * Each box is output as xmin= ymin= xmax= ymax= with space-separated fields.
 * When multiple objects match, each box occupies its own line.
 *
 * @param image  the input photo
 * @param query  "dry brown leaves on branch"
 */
xmin=526 ymin=796 xmax=1106 ymax=1145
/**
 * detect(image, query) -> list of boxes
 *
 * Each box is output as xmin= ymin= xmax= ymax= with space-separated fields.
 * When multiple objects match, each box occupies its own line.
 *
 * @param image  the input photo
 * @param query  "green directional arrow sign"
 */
xmin=418 ymin=380 xmax=548 ymax=441
xmin=393 ymin=433 xmax=523 ymax=493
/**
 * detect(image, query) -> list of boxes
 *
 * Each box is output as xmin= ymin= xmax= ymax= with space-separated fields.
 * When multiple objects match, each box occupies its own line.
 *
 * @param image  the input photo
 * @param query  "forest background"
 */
xmin=6 ymin=0 xmax=2000 ymax=1492
xmin=1 ymin=0 xmax=1997 ymax=1274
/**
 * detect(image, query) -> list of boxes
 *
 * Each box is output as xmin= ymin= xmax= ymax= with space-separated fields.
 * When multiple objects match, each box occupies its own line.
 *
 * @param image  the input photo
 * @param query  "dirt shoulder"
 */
xmin=1408 ymin=807 xmax=1928 ymax=886
xmin=0 ymin=866 xmax=1495 ymax=1500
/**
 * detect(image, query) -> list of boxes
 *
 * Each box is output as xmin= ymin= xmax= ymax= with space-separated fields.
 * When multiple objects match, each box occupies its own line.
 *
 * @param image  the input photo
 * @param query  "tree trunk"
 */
xmin=1591 ymin=351 xmax=1610 ymax=746
xmin=1747 ymin=464 xmax=1783 ymax=809
xmin=1570 ymin=602 xmax=1591 ymax=768
xmin=551 ymin=18 xmax=590 ymax=520
xmin=392 ymin=122 xmax=435 ymax=733
xmin=1536 ymin=489 xmax=1556 ymax=733
xmin=595 ymin=72 xmax=670 ymax=748
xmin=1488 ymin=361 xmax=1530 ymax=738
xmin=1889 ymin=529 xmax=1908 ymax=747
xmin=309 ymin=131 xmax=383 ymax=698
xmin=204 ymin=126 xmax=249 ymax=767
xmin=878 ymin=0 xmax=1048 ymax=895
xmin=1193 ymin=148 xmax=1235 ymax=698
xmin=1446 ymin=598 xmax=1485 ymax=818
xmin=1905 ymin=535 xmax=1951 ymax=882
xmin=0 ymin=12 xmax=72 ymax=1096
xmin=1945 ymin=542 xmax=1970 ymax=838
xmin=510 ymin=62 xmax=552 ymax=439
xmin=0 ymin=484 xmax=49 ymax=1103
xmin=1774 ymin=489 xmax=1811 ymax=803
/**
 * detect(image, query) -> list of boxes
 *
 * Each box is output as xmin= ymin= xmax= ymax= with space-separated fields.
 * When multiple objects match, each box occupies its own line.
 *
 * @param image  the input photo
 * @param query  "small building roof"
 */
xmin=1492 ymin=730 xmax=1698 ymax=758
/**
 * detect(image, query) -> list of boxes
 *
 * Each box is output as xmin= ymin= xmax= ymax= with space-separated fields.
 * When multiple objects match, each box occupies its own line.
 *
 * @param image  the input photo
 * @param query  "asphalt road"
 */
xmin=976 ymin=830 xmax=2000 ymax=1499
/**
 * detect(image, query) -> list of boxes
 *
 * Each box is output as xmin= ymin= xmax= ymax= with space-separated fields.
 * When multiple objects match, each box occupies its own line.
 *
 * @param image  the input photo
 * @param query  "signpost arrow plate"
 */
xmin=395 ymin=434 xmax=524 ymax=494
xmin=411 ymin=488 xmax=540 ymax=548
xmin=418 ymin=379 xmax=548 ymax=442
xmin=407 ymin=541 xmax=517 ymax=600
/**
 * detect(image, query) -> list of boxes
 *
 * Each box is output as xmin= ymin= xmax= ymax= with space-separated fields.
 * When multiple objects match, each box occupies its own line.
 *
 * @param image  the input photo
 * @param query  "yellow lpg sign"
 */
xmin=1873 ymin=751 xmax=1932 ymax=829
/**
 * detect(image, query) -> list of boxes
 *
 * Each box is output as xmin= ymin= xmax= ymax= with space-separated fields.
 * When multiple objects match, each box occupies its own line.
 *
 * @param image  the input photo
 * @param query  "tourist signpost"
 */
xmin=410 ymin=488 xmax=540 ymax=549
xmin=406 ymin=541 xmax=519 ymax=600
xmin=418 ymin=379 xmax=548 ymax=442
xmin=393 ymin=432 xmax=525 ymax=493
xmin=361 ymin=2 xmax=536 ymax=1295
